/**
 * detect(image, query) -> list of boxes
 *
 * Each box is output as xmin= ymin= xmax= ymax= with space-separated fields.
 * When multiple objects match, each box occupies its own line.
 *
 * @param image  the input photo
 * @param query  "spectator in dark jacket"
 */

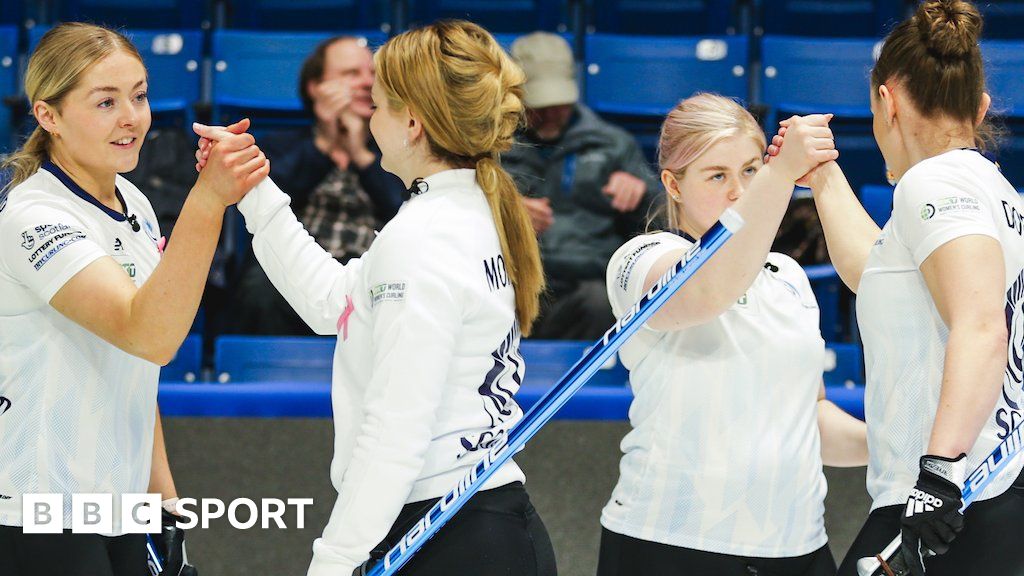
xmin=503 ymin=32 xmax=660 ymax=339
xmin=231 ymin=35 xmax=404 ymax=335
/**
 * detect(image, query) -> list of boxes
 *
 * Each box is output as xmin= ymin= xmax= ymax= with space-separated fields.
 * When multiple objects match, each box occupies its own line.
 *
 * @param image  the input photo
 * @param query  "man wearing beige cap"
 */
xmin=503 ymin=32 xmax=659 ymax=340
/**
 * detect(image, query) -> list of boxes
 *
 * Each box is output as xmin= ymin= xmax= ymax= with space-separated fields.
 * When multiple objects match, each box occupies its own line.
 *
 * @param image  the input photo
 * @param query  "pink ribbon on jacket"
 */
xmin=337 ymin=295 xmax=354 ymax=340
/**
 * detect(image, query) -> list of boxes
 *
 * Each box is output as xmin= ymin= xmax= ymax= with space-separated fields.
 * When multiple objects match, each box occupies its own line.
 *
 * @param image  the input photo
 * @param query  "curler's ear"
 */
xmin=976 ymin=92 xmax=991 ymax=127
xmin=33 ymin=101 xmax=59 ymax=136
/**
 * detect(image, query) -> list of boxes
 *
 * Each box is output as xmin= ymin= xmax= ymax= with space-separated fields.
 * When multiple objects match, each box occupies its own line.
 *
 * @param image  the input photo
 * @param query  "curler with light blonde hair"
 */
xmin=1 ymin=22 xmax=143 ymax=193
xmin=373 ymin=20 xmax=545 ymax=334
xmin=655 ymin=93 xmax=767 ymax=231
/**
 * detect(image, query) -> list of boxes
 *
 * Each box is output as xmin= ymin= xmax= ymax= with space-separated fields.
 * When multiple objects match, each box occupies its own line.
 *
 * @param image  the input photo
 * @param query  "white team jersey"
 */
xmin=0 ymin=163 xmax=162 ymax=532
xmin=601 ymin=232 xmax=828 ymax=557
xmin=858 ymin=149 xmax=1024 ymax=510
xmin=238 ymin=170 xmax=527 ymax=576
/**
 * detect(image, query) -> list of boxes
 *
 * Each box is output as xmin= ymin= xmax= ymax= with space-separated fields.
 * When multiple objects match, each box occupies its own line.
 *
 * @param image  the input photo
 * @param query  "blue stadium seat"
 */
xmin=585 ymin=34 xmax=749 ymax=117
xmin=410 ymin=0 xmax=565 ymax=33
xmin=761 ymin=35 xmax=887 ymax=195
xmin=0 ymin=26 xmax=15 ymax=154
xmin=824 ymin=342 xmax=864 ymax=387
xmin=984 ymin=40 xmax=1024 ymax=188
xmin=213 ymin=338 xmax=627 ymax=388
xmin=758 ymin=0 xmax=904 ymax=37
xmin=860 ymin=184 xmax=893 ymax=227
xmin=590 ymin=0 xmax=735 ymax=35
xmin=211 ymin=30 xmax=386 ymax=123
xmin=52 ymin=0 xmax=208 ymax=29
xmin=0 ymin=1 xmax=22 ymax=26
xmin=162 ymin=334 xmax=203 ymax=382
xmin=492 ymin=32 xmax=574 ymax=55
xmin=978 ymin=1 xmax=1024 ymax=39
xmin=804 ymin=264 xmax=843 ymax=341
xmin=225 ymin=0 xmax=385 ymax=32
xmin=215 ymin=336 xmax=335 ymax=383
xmin=761 ymin=35 xmax=877 ymax=118
xmin=27 ymin=27 xmax=202 ymax=125
xmin=520 ymin=340 xmax=628 ymax=388
xmin=986 ymin=40 xmax=1024 ymax=119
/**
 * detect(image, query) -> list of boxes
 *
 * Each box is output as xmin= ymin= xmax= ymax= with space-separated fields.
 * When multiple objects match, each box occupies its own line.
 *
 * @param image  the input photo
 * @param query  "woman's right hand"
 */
xmin=192 ymin=119 xmax=270 ymax=207
xmin=765 ymin=121 xmax=838 ymax=189
xmin=767 ymin=114 xmax=838 ymax=183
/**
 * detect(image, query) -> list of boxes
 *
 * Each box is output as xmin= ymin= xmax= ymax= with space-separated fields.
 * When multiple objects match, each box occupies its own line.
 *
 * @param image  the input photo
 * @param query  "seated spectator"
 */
xmin=503 ymin=32 xmax=660 ymax=340
xmin=230 ymin=35 xmax=404 ymax=335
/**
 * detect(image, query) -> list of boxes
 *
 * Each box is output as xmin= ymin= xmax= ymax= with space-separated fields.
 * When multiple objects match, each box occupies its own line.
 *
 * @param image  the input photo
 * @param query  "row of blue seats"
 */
xmin=7 ymin=26 xmax=1024 ymax=196
xmin=2 ymin=29 xmax=1023 ymax=140
xmin=7 ymin=1 xmax=1024 ymax=38
xmin=165 ymin=336 xmax=866 ymax=386
xmin=159 ymin=336 xmax=867 ymax=420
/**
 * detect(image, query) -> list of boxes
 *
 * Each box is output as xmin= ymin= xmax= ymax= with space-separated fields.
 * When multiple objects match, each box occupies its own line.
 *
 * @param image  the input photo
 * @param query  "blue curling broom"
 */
xmin=356 ymin=208 xmax=745 ymax=576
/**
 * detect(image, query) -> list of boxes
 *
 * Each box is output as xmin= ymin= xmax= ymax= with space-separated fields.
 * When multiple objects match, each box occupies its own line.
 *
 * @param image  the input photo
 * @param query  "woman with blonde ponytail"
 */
xmin=0 ymin=22 xmax=267 ymax=576
xmin=194 ymin=19 xmax=555 ymax=576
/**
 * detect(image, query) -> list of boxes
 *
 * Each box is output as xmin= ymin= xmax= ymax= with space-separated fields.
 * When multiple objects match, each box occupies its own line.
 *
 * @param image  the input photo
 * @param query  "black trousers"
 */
xmin=0 ymin=526 xmax=147 ymax=576
xmin=370 ymin=482 xmax=557 ymax=576
xmin=597 ymin=528 xmax=836 ymax=576
xmin=837 ymin=470 xmax=1024 ymax=576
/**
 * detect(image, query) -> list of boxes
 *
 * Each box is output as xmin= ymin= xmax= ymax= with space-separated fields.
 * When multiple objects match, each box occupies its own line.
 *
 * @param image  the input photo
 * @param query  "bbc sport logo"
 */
xmin=22 ymin=494 xmax=314 ymax=534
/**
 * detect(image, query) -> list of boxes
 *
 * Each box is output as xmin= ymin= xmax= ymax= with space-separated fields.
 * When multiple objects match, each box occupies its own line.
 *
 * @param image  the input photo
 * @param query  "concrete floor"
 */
xmin=165 ymin=418 xmax=872 ymax=575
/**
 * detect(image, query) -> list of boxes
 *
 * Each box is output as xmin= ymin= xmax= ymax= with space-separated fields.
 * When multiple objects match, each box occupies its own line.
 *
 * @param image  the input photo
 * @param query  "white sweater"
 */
xmin=238 ymin=170 xmax=527 ymax=576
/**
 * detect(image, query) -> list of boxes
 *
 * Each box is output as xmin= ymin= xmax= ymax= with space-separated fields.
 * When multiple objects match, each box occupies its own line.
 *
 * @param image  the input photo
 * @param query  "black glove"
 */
xmin=900 ymin=453 xmax=966 ymax=576
xmin=151 ymin=508 xmax=199 ymax=576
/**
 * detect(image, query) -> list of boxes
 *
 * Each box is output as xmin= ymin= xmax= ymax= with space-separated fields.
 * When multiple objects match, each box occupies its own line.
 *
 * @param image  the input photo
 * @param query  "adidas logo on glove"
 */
xmin=906 ymin=488 xmax=944 ymax=516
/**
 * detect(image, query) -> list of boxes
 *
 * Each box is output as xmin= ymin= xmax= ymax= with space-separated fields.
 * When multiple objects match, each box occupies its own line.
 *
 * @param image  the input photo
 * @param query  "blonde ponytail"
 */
xmin=375 ymin=20 xmax=546 ymax=334
xmin=476 ymin=156 xmax=544 ymax=334
xmin=1 ymin=127 xmax=50 ymax=193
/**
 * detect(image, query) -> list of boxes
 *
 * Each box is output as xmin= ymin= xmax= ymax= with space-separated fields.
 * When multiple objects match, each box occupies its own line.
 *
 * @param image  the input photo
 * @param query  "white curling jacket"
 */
xmin=237 ymin=170 xmax=527 ymax=576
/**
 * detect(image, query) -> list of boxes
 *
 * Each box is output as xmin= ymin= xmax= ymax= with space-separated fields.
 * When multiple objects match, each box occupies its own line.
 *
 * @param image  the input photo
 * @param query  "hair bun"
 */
xmin=916 ymin=0 xmax=982 ymax=59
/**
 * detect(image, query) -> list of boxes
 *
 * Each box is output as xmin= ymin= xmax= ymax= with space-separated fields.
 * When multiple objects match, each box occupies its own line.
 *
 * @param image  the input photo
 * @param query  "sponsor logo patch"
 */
xmin=370 ymin=282 xmax=406 ymax=308
xmin=615 ymin=240 xmax=660 ymax=292
xmin=920 ymin=196 xmax=981 ymax=220
xmin=27 ymin=230 xmax=87 ymax=271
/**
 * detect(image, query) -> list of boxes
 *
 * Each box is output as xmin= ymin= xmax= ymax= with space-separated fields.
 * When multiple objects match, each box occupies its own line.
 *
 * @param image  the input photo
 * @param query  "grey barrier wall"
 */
xmin=164 ymin=418 xmax=872 ymax=576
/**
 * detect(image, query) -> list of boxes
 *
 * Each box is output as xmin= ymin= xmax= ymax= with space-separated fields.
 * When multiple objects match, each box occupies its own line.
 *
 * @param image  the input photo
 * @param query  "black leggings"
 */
xmin=370 ymin=481 xmax=557 ymax=576
xmin=597 ymin=527 xmax=836 ymax=576
xmin=0 ymin=526 xmax=146 ymax=576
xmin=837 ymin=472 xmax=1024 ymax=576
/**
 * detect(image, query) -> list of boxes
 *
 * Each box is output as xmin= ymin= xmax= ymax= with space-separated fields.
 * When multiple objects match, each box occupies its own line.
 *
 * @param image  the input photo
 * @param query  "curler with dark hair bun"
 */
xmin=917 ymin=0 xmax=983 ymax=60
xmin=872 ymin=0 xmax=996 ymax=148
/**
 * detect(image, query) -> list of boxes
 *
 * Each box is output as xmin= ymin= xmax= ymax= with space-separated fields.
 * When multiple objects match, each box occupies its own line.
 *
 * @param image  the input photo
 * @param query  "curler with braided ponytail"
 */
xmin=374 ymin=20 xmax=545 ymax=334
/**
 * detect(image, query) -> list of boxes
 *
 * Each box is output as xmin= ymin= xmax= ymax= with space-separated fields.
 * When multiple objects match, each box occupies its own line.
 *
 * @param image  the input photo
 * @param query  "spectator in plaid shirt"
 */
xmin=229 ymin=35 xmax=404 ymax=335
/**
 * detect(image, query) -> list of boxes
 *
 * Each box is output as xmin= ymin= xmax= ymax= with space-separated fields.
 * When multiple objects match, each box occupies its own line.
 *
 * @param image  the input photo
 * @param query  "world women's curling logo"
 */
xmin=998 ymin=269 xmax=1024 ymax=438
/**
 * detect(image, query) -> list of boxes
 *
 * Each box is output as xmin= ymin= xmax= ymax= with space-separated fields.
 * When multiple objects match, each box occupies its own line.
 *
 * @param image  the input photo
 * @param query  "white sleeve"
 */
xmin=0 ymin=203 xmax=108 ymax=303
xmin=893 ymin=174 xmax=998 ymax=267
xmin=307 ymin=227 xmax=463 ymax=576
xmin=606 ymin=233 xmax=690 ymax=317
xmin=237 ymin=177 xmax=363 ymax=336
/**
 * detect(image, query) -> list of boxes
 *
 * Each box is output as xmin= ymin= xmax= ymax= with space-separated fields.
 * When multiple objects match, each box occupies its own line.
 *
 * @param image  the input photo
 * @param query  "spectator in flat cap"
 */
xmin=503 ymin=32 xmax=660 ymax=340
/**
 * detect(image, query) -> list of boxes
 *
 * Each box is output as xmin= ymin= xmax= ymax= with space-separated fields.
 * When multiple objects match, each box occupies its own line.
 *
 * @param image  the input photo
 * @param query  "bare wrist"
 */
xmin=189 ymin=184 xmax=230 ymax=212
